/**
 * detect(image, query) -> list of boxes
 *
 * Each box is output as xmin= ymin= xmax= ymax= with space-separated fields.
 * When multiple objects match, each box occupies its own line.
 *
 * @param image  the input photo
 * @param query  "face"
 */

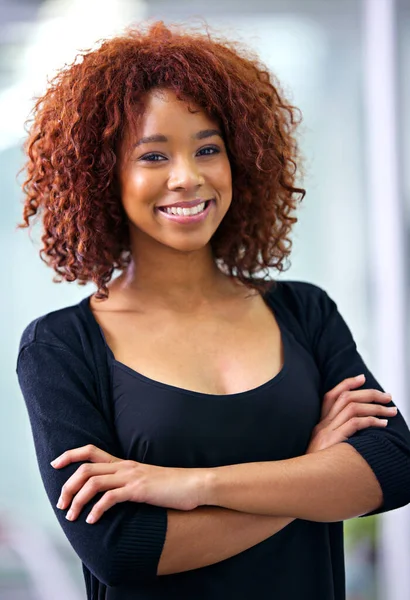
xmin=117 ymin=88 xmax=232 ymax=255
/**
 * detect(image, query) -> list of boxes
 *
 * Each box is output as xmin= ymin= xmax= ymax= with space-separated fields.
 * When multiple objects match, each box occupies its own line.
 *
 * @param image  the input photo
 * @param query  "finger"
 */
xmin=326 ymin=389 xmax=393 ymax=421
xmin=311 ymin=416 xmax=389 ymax=451
xmin=321 ymin=375 xmax=366 ymax=419
xmin=325 ymin=402 xmax=397 ymax=432
xmin=86 ymin=488 xmax=129 ymax=524
xmin=51 ymin=444 xmax=120 ymax=468
xmin=57 ymin=463 xmax=118 ymax=510
xmin=336 ymin=415 xmax=389 ymax=439
xmin=65 ymin=474 xmax=125 ymax=521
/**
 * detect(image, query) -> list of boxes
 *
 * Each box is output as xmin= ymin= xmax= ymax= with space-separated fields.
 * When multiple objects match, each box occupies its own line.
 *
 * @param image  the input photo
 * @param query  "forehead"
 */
xmin=139 ymin=88 xmax=217 ymax=131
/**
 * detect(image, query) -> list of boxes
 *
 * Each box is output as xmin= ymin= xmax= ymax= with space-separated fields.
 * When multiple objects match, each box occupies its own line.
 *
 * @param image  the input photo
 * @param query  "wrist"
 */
xmin=197 ymin=467 xmax=219 ymax=506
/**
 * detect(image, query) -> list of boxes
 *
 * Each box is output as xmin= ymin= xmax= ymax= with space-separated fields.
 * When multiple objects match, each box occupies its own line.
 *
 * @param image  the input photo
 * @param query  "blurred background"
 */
xmin=1 ymin=0 xmax=410 ymax=598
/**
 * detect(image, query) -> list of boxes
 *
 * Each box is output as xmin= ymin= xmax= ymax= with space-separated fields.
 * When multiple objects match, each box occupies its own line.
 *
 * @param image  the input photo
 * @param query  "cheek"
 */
xmin=208 ymin=158 xmax=232 ymax=195
xmin=120 ymin=169 xmax=162 ymax=212
xmin=122 ymin=170 xmax=148 ymax=196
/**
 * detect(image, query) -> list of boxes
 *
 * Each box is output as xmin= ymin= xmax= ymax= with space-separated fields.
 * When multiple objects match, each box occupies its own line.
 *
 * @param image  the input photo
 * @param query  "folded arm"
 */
xmin=17 ymin=335 xmax=293 ymax=583
xmin=203 ymin=282 xmax=410 ymax=522
xmin=201 ymin=443 xmax=382 ymax=521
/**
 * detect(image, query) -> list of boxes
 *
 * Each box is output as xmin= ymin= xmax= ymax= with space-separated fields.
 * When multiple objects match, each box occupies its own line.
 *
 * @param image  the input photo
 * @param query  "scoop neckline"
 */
xmin=81 ymin=290 xmax=290 ymax=399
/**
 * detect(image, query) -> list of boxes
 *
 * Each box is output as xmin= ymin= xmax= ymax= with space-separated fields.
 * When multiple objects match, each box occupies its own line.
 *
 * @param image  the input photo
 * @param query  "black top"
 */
xmin=16 ymin=280 xmax=410 ymax=600
xmin=104 ymin=316 xmax=329 ymax=600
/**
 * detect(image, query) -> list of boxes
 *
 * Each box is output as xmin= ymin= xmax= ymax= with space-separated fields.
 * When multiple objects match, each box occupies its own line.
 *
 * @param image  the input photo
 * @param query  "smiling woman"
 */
xmin=18 ymin=20 xmax=304 ymax=299
xmin=16 ymin=19 xmax=410 ymax=600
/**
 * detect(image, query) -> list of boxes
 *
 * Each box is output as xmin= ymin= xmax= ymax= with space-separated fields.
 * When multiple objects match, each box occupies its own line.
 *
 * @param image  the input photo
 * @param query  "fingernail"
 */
xmin=387 ymin=407 xmax=398 ymax=413
xmin=380 ymin=419 xmax=388 ymax=426
xmin=50 ymin=458 xmax=60 ymax=467
xmin=86 ymin=514 xmax=95 ymax=524
xmin=383 ymin=393 xmax=392 ymax=398
xmin=56 ymin=497 xmax=63 ymax=509
xmin=356 ymin=374 xmax=365 ymax=380
xmin=66 ymin=510 xmax=74 ymax=521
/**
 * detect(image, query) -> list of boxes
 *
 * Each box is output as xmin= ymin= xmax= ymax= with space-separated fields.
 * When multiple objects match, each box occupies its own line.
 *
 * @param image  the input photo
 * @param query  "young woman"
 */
xmin=16 ymin=21 xmax=410 ymax=600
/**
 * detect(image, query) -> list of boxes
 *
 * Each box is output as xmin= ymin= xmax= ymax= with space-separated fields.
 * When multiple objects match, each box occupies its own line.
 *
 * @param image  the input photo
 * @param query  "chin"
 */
xmin=166 ymin=238 xmax=213 ymax=254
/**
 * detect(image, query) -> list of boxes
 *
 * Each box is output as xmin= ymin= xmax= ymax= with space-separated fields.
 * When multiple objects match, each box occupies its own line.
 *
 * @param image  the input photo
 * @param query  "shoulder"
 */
xmin=16 ymin=296 xmax=110 ymax=410
xmin=18 ymin=296 xmax=94 ymax=356
xmin=264 ymin=279 xmax=334 ymax=317
xmin=263 ymin=279 xmax=341 ymax=351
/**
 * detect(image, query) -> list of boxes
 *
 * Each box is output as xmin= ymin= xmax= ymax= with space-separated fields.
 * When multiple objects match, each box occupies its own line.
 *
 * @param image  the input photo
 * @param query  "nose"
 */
xmin=167 ymin=156 xmax=205 ymax=192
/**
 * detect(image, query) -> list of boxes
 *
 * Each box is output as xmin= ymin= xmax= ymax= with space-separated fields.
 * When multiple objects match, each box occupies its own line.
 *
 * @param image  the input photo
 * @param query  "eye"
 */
xmin=197 ymin=146 xmax=220 ymax=157
xmin=139 ymin=153 xmax=167 ymax=162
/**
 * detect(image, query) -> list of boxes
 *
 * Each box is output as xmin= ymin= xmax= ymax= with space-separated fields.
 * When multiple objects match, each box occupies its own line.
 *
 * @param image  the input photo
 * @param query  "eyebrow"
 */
xmin=134 ymin=129 xmax=223 ymax=147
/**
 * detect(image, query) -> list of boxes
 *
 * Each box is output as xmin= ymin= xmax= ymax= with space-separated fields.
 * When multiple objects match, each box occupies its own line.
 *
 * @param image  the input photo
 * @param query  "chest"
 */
xmin=95 ymin=299 xmax=284 ymax=395
xmin=109 ymin=320 xmax=322 ymax=467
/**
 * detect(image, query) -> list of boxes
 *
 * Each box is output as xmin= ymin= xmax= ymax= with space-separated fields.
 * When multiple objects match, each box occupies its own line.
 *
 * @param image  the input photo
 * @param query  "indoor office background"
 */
xmin=1 ymin=0 xmax=409 ymax=598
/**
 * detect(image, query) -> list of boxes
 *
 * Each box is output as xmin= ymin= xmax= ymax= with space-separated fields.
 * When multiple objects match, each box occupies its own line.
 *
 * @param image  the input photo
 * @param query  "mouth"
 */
xmin=157 ymin=199 xmax=212 ymax=217
xmin=156 ymin=199 xmax=214 ymax=223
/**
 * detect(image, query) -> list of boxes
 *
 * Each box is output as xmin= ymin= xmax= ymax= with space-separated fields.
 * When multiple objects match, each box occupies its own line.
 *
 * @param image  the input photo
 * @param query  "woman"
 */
xmin=16 ymin=21 xmax=410 ymax=600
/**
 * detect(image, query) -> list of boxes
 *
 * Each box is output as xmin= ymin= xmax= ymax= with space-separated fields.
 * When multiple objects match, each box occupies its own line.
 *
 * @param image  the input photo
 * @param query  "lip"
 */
xmin=157 ymin=199 xmax=214 ymax=224
xmin=156 ymin=198 xmax=211 ymax=209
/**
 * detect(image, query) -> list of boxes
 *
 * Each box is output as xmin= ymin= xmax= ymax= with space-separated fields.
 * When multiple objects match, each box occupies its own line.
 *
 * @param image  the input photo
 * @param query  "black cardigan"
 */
xmin=16 ymin=280 xmax=410 ymax=599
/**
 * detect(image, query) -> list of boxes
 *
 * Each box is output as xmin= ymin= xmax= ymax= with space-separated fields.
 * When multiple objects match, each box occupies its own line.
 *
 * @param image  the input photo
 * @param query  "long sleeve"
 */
xmin=309 ymin=284 xmax=410 ymax=516
xmin=16 ymin=333 xmax=168 ymax=587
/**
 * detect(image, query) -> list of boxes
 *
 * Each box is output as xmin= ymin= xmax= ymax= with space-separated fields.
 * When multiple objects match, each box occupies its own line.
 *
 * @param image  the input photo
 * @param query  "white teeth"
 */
xmin=163 ymin=201 xmax=207 ymax=216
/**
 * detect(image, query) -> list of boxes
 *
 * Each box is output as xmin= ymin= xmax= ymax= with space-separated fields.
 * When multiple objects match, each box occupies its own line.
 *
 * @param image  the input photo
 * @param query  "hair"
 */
xmin=19 ymin=20 xmax=305 ymax=299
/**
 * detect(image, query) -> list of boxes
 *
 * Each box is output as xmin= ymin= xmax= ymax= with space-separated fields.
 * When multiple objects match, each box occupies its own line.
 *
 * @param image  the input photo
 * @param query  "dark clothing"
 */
xmin=16 ymin=280 xmax=410 ymax=600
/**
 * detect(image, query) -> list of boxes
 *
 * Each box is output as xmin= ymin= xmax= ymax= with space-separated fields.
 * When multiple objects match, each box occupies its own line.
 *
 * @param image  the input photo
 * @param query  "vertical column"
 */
xmin=361 ymin=0 xmax=410 ymax=598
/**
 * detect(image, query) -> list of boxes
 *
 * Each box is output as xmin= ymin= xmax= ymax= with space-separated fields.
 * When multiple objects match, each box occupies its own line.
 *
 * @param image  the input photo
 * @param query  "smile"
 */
xmin=156 ymin=199 xmax=213 ymax=223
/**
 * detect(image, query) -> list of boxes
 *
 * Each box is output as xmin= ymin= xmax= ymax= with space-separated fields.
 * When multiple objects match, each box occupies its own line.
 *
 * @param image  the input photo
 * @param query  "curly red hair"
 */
xmin=19 ymin=20 xmax=305 ymax=299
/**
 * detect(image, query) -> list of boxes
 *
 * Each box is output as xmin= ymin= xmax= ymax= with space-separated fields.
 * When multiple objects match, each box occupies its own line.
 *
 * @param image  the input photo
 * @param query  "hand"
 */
xmin=51 ymin=445 xmax=203 ymax=524
xmin=307 ymin=374 xmax=397 ymax=453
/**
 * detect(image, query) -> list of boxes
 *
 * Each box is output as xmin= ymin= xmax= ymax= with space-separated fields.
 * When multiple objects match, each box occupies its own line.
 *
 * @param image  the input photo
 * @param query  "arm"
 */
xmin=17 ymin=333 xmax=293 ymax=583
xmin=202 ymin=443 xmax=382 ymax=521
xmin=200 ymin=283 xmax=410 ymax=521
xmin=158 ymin=509 xmax=293 ymax=575
xmin=48 ymin=378 xmax=395 ymax=575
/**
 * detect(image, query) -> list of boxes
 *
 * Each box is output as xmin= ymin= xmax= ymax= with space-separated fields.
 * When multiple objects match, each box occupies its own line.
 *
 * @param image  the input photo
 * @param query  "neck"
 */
xmin=112 ymin=236 xmax=234 ymax=310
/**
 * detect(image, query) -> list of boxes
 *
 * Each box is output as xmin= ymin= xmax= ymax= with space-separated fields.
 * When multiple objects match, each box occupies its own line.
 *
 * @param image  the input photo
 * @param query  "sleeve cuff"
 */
xmin=109 ymin=504 xmax=168 ymax=585
xmin=345 ymin=433 xmax=410 ymax=516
